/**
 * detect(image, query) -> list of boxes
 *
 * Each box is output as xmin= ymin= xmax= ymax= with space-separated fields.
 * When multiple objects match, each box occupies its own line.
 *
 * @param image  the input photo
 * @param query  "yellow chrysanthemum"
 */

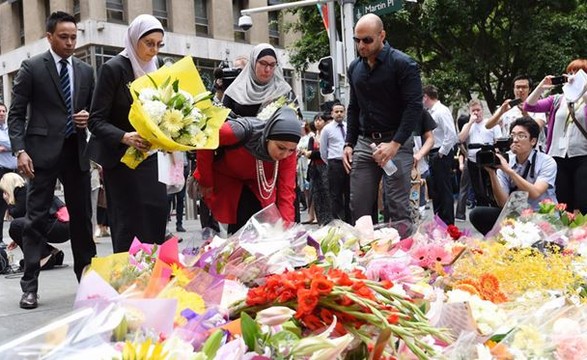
xmin=122 ymin=338 xmax=168 ymax=360
xmin=171 ymin=264 xmax=191 ymax=287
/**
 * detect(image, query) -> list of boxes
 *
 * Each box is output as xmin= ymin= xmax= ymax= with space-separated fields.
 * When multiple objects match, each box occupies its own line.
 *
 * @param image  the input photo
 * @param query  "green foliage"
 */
xmin=284 ymin=0 xmax=587 ymax=110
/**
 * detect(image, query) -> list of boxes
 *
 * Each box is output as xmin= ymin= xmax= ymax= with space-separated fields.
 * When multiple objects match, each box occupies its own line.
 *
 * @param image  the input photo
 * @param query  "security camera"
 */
xmin=238 ymin=15 xmax=253 ymax=31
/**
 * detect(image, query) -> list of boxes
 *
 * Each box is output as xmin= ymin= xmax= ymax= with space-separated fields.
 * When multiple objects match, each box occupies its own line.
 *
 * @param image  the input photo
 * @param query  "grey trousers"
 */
xmin=350 ymin=135 xmax=414 ymax=227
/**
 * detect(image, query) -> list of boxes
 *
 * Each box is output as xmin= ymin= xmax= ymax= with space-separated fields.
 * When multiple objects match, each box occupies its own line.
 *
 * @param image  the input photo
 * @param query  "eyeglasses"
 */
xmin=353 ymin=36 xmax=375 ymax=44
xmin=510 ymin=132 xmax=529 ymax=140
xmin=257 ymin=60 xmax=278 ymax=70
xmin=141 ymin=39 xmax=165 ymax=49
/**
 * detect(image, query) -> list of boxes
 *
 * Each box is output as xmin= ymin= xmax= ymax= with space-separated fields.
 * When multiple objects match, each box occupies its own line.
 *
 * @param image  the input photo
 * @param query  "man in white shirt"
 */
xmin=486 ymin=75 xmax=547 ymax=149
xmin=459 ymin=99 xmax=502 ymax=207
xmin=422 ymin=85 xmax=458 ymax=224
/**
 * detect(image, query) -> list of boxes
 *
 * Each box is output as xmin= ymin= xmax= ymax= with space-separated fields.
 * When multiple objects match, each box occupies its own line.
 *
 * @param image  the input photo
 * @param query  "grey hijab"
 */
xmin=224 ymin=43 xmax=292 ymax=106
xmin=228 ymin=107 xmax=301 ymax=162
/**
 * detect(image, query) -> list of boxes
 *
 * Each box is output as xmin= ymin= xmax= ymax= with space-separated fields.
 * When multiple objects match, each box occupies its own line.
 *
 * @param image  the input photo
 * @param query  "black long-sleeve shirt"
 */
xmin=346 ymin=42 xmax=423 ymax=146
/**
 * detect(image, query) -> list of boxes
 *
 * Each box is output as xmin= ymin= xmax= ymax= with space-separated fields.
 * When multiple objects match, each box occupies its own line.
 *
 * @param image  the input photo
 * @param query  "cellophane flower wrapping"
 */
xmin=121 ymin=56 xmax=230 ymax=169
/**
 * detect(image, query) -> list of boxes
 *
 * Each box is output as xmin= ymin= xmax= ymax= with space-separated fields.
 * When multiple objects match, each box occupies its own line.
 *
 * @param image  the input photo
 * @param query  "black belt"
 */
xmin=360 ymin=130 xmax=395 ymax=139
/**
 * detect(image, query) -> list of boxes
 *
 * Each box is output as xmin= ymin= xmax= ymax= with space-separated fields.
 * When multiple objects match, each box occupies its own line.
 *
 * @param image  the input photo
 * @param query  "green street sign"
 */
xmin=354 ymin=0 xmax=403 ymax=21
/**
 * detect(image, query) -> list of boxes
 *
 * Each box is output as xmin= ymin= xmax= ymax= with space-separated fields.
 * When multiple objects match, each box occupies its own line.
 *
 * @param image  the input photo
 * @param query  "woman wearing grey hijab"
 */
xmin=88 ymin=14 xmax=168 ymax=253
xmin=223 ymin=43 xmax=296 ymax=117
xmin=194 ymin=107 xmax=302 ymax=234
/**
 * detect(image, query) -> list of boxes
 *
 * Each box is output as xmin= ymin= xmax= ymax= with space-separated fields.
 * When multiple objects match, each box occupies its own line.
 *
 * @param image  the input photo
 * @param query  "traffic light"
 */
xmin=318 ymin=56 xmax=334 ymax=95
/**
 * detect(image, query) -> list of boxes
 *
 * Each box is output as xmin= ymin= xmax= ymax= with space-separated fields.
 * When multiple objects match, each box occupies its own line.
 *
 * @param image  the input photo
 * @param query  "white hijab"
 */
xmin=120 ymin=14 xmax=164 ymax=79
xmin=224 ymin=43 xmax=292 ymax=105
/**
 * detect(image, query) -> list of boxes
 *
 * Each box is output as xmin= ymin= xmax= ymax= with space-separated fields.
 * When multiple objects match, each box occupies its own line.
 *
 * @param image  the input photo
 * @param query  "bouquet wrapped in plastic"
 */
xmin=121 ymin=56 xmax=230 ymax=168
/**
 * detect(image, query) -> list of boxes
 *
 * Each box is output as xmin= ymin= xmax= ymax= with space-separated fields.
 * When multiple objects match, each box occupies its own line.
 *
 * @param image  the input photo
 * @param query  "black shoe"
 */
xmin=52 ymin=249 xmax=64 ymax=266
xmin=176 ymin=225 xmax=186 ymax=232
xmin=20 ymin=292 xmax=38 ymax=309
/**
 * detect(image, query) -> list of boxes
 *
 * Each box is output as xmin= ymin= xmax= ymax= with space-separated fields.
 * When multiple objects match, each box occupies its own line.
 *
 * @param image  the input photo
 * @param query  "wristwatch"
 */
xmin=344 ymin=142 xmax=354 ymax=149
xmin=16 ymin=149 xmax=25 ymax=157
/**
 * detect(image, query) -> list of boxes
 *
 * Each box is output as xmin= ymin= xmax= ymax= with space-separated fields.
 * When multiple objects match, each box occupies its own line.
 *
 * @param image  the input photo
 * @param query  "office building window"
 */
xmin=94 ymin=46 xmax=122 ymax=70
xmin=233 ymin=0 xmax=247 ymax=43
xmin=194 ymin=0 xmax=209 ymax=36
xmin=44 ymin=0 xmax=51 ymax=22
xmin=268 ymin=11 xmax=280 ymax=47
xmin=153 ymin=0 xmax=169 ymax=29
xmin=0 ymin=76 xmax=4 ymax=103
xmin=301 ymin=72 xmax=321 ymax=112
xmin=17 ymin=1 xmax=24 ymax=45
xmin=106 ymin=0 xmax=125 ymax=23
xmin=193 ymin=57 xmax=220 ymax=91
xmin=73 ymin=0 xmax=80 ymax=22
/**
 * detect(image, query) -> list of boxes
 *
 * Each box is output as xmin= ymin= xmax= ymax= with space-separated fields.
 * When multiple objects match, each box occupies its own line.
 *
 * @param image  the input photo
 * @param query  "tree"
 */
xmin=284 ymin=0 xmax=587 ymax=111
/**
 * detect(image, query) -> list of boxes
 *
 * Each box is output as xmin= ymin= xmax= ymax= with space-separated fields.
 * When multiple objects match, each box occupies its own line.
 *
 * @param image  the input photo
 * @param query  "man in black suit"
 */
xmin=8 ymin=11 xmax=96 ymax=309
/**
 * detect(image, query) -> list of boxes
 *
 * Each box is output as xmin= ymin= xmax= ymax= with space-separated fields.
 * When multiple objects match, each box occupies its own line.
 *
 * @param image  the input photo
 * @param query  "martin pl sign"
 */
xmin=354 ymin=0 xmax=403 ymax=20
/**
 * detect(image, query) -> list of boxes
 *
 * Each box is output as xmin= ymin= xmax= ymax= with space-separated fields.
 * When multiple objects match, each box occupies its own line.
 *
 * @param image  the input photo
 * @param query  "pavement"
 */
xmin=0 ymin=203 xmax=479 ymax=344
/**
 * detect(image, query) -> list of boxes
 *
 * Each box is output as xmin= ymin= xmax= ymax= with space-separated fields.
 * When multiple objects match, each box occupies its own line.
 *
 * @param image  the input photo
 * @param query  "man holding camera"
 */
xmin=458 ymin=99 xmax=503 ymax=207
xmin=470 ymin=117 xmax=557 ymax=235
xmin=486 ymin=75 xmax=547 ymax=149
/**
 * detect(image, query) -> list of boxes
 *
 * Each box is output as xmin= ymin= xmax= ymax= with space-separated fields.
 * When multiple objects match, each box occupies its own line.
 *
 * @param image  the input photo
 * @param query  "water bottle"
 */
xmin=370 ymin=143 xmax=397 ymax=176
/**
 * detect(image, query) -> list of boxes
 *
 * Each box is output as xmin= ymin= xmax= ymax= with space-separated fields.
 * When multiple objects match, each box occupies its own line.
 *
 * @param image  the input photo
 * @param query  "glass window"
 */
xmin=301 ymin=72 xmax=321 ymax=112
xmin=153 ymin=0 xmax=169 ymax=29
xmin=106 ymin=0 xmax=125 ymax=23
xmin=94 ymin=46 xmax=122 ymax=70
xmin=73 ymin=0 xmax=80 ymax=22
xmin=232 ymin=0 xmax=247 ymax=43
xmin=17 ymin=1 xmax=24 ymax=45
xmin=0 ymin=75 xmax=4 ymax=103
xmin=268 ymin=11 xmax=280 ymax=47
xmin=194 ymin=0 xmax=209 ymax=36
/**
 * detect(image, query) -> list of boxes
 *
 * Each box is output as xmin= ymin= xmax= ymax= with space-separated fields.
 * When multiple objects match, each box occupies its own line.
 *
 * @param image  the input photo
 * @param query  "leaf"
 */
xmin=202 ymin=329 xmax=224 ymax=359
xmin=146 ymin=74 xmax=159 ymax=89
xmin=268 ymin=330 xmax=300 ymax=348
xmin=240 ymin=311 xmax=260 ymax=352
xmin=160 ymin=76 xmax=171 ymax=89
xmin=172 ymin=79 xmax=179 ymax=93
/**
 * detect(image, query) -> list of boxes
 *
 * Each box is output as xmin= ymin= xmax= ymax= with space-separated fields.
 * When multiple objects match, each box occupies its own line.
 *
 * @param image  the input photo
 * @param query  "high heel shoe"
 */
xmin=39 ymin=249 xmax=64 ymax=271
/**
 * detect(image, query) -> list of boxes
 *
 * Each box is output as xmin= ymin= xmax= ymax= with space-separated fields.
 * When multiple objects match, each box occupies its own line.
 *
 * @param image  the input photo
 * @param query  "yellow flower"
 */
xmin=122 ymin=338 xmax=168 ymax=360
xmin=160 ymin=109 xmax=184 ymax=137
xmin=171 ymin=264 xmax=191 ymax=287
xmin=158 ymin=286 xmax=205 ymax=326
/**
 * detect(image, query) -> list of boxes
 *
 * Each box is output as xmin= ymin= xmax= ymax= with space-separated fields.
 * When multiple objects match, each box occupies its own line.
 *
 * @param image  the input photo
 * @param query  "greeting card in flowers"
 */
xmin=122 ymin=56 xmax=231 ymax=168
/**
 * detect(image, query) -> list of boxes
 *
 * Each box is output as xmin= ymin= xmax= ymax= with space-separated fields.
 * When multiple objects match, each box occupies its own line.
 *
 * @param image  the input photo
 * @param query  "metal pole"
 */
xmin=342 ymin=0 xmax=356 ymax=76
xmin=241 ymin=0 xmax=330 ymax=15
xmin=327 ymin=1 xmax=339 ymax=99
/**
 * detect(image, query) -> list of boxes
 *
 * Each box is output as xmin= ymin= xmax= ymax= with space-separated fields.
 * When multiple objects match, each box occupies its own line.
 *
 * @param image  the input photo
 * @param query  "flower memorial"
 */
xmin=121 ymin=56 xmax=230 ymax=169
xmin=6 ymin=198 xmax=587 ymax=359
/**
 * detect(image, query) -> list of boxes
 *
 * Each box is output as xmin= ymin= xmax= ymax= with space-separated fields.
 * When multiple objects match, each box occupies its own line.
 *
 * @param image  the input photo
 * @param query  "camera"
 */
xmin=469 ymin=137 xmax=512 ymax=167
xmin=550 ymin=75 xmax=567 ymax=85
xmin=238 ymin=15 xmax=253 ymax=31
xmin=213 ymin=65 xmax=242 ymax=91
xmin=508 ymin=98 xmax=522 ymax=107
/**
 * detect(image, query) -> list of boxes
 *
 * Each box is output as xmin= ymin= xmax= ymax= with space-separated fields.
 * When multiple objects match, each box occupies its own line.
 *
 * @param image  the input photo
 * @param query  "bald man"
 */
xmin=342 ymin=14 xmax=423 ymax=235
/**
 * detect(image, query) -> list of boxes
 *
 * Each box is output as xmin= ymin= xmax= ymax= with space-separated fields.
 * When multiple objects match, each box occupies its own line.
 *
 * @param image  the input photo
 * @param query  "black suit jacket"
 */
xmin=88 ymin=55 xmax=136 ymax=169
xmin=8 ymin=51 xmax=94 ymax=171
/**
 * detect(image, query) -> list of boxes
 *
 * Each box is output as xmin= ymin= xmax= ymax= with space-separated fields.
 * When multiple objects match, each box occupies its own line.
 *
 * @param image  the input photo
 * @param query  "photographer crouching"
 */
xmin=470 ymin=117 xmax=558 ymax=235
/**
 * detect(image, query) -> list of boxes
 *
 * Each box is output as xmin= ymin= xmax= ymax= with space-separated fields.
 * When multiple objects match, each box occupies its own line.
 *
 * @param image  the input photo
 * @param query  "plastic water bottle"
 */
xmin=370 ymin=143 xmax=397 ymax=176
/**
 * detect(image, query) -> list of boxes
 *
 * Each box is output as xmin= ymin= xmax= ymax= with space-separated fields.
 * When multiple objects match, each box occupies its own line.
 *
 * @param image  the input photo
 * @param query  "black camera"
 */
xmin=469 ymin=137 xmax=512 ymax=167
xmin=213 ymin=65 xmax=242 ymax=91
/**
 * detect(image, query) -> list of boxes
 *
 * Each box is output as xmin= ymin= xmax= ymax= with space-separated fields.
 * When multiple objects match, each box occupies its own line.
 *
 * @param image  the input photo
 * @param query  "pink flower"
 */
xmin=555 ymin=203 xmax=567 ymax=212
xmin=411 ymin=247 xmax=431 ymax=268
xmin=555 ymin=336 xmax=587 ymax=360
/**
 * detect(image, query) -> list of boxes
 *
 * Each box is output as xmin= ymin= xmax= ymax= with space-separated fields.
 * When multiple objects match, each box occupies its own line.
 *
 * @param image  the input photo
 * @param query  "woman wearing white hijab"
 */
xmin=223 ymin=43 xmax=296 ymax=117
xmin=88 ymin=14 xmax=169 ymax=253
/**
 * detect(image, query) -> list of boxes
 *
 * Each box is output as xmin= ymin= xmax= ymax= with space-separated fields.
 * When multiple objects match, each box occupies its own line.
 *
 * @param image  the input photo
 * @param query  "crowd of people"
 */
xmin=1 ymin=9 xmax=586 ymax=312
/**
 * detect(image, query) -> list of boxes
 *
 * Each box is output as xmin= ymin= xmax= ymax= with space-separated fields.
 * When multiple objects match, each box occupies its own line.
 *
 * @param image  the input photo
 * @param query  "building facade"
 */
xmin=0 ymin=0 xmax=327 ymax=116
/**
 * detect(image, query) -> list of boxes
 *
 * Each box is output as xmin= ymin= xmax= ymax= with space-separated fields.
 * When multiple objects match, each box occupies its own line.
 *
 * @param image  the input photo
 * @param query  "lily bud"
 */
xmin=255 ymin=306 xmax=295 ymax=326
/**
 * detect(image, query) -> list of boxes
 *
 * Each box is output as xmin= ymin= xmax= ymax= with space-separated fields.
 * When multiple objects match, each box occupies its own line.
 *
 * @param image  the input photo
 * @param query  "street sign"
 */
xmin=354 ymin=0 xmax=403 ymax=21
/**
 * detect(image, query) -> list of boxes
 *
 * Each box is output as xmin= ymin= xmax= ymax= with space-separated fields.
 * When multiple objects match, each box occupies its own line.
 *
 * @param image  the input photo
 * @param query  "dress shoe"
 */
xmin=20 ymin=292 xmax=38 ymax=309
xmin=52 ymin=249 xmax=64 ymax=266
xmin=176 ymin=225 xmax=186 ymax=232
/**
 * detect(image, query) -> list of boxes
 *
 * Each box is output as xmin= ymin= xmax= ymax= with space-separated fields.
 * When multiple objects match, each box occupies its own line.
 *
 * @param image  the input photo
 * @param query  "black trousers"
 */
xmin=21 ymin=137 xmax=95 ymax=292
xmin=467 ymin=160 xmax=496 ymax=207
xmin=469 ymin=206 xmax=502 ymax=236
xmin=10 ymin=217 xmax=70 ymax=259
xmin=104 ymin=154 xmax=168 ymax=253
xmin=327 ymin=159 xmax=351 ymax=223
xmin=553 ymin=155 xmax=587 ymax=214
xmin=227 ymin=186 xmax=262 ymax=235
xmin=428 ymin=149 xmax=455 ymax=225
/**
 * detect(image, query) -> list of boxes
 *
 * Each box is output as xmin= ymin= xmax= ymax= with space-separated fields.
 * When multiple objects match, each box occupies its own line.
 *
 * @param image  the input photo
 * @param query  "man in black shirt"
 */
xmin=342 ymin=13 xmax=423 ymax=233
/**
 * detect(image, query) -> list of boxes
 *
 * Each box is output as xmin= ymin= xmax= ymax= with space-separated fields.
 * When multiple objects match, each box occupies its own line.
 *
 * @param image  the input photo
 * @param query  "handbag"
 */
xmin=568 ymin=101 xmax=587 ymax=140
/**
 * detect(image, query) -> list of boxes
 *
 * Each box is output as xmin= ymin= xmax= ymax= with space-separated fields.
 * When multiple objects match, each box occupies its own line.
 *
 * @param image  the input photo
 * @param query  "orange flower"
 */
xmin=310 ymin=276 xmax=334 ymax=295
xmin=301 ymin=313 xmax=324 ymax=331
xmin=296 ymin=288 xmax=319 ymax=317
xmin=380 ymin=280 xmax=394 ymax=289
xmin=453 ymin=283 xmax=481 ymax=297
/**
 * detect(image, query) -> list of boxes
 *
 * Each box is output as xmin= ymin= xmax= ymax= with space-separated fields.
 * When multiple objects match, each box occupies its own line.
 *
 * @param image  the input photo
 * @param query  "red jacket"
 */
xmin=195 ymin=122 xmax=297 ymax=224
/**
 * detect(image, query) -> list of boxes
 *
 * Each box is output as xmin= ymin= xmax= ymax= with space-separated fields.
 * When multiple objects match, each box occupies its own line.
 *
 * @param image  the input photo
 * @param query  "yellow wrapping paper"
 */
xmin=121 ymin=56 xmax=230 ymax=168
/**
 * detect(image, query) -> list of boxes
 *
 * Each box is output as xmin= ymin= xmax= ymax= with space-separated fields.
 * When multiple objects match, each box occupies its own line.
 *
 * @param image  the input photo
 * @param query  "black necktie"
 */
xmin=338 ymin=123 xmax=346 ymax=140
xmin=59 ymin=59 xmax=74 ymax=137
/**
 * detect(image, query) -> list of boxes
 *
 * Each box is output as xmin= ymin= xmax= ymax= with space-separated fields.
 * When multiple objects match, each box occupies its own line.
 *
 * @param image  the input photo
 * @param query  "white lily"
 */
xmin=291 ymin=317 xmax=354 ymax=357
xmin=255 ymin=306 xmax=296 ymax=327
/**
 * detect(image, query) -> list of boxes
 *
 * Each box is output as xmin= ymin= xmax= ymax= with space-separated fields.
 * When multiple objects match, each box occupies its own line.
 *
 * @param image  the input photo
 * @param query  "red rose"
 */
xmin=447 ymin=225 xmax=462 ymax=240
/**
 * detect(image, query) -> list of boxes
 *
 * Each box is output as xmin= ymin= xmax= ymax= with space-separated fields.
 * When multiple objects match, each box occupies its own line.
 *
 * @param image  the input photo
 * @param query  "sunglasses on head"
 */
xmin=353 ymin=36 xmax=375 ymax=44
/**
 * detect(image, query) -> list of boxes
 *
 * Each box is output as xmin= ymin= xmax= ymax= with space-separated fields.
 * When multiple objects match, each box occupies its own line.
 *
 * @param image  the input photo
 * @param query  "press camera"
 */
xmin=213 ymin=64 xmax=242 ymax=91
xmin=469 ymin=137 xmax=512 ymax=167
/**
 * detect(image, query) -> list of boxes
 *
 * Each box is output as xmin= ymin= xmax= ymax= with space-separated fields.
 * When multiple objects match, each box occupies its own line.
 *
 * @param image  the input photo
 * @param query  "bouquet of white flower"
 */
xmin=122 ymin=56 xmax=230 ymax=169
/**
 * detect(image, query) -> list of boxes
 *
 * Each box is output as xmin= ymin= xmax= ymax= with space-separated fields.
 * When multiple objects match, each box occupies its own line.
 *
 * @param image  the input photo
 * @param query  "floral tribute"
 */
xmin=233 ymin=264 xmax=449 ymax=359
xmin=122 ymin=56 xmax=230 ymax=168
